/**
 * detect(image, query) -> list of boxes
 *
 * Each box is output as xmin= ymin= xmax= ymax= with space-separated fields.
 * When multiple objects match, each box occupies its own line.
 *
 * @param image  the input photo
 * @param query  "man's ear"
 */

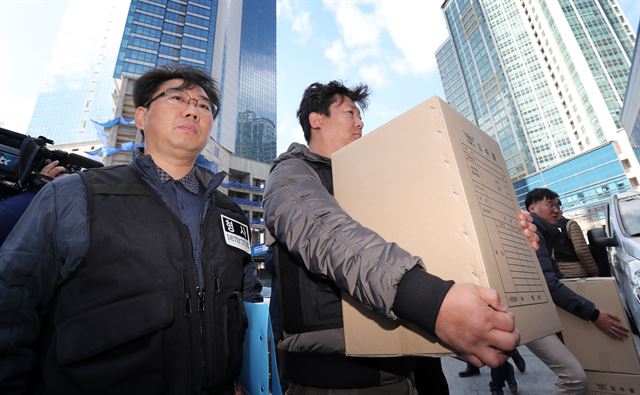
xmin=134 ymin=106 xmax=147 ymax=130
xmin=309 ymin=112 xmax=323 ymax=130
xmin=527 ymin=203 xmax=536 ymax=213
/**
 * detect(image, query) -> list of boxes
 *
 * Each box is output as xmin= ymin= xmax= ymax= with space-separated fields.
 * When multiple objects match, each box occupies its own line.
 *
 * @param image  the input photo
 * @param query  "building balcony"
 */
xmin=223 ymin=180 xmax=264 ymax=193
xmin=232 ymin=197 xmax=263 ymax=208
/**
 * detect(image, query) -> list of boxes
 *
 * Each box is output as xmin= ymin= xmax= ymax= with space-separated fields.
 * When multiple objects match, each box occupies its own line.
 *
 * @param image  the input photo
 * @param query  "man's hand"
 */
xmin=434 ymin=283 xmax=520 ymax=368
xmin=594 ymin=309 xmax=629 ymax=340
xmin=39 ymin=160 xmax=67 ymax=179
xmin=518 ymin=210 xmax=539 ymax=251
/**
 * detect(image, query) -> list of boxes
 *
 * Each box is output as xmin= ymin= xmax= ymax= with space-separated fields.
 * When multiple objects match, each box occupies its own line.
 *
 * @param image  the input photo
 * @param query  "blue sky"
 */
xmin=276 ymin=0 xmax=640 ymax=154
xmin=0 ymin=0 xmax=638 ymax=155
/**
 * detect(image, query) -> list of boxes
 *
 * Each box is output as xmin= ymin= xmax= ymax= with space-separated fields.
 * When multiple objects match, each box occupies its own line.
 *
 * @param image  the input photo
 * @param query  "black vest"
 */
xmin=33 ymin=165 xmax=249 ymax=395
xmin=554 ymin=217 xmax=579 ymax=262
xmin=275 ymin=160 xmax=342 ymax=334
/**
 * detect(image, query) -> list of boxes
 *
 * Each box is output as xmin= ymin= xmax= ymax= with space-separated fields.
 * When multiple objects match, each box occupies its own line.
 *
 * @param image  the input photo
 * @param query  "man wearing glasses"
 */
xmin=523 ymin=187 xmax=628 ymax=394
xmin=0 ymin=66 xmax=262 ymax=394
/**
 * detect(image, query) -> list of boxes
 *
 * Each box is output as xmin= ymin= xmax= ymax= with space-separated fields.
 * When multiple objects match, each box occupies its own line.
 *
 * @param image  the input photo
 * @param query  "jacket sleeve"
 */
xmin=0 ymin=176 xmax=87 ymax=392
xmin=0 ymin=191 xmax=36 ymax=246
xmin=567 ymin=220 xmax=599 ymax=277
xmin=536 ymin=231 xmax=596 ymax=320
xmin=263 ymin=158 xmax=451 ymax=321
xmin=242 ymin=259 xmax=263 ymax=303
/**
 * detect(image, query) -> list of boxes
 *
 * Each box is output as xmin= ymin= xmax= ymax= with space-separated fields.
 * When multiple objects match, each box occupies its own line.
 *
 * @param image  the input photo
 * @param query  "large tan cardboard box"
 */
xmin=586 ymin=370 xmax=640 ymax=394
xmin=332 ymin=96 xmax=562 ymax=356
xmin=557 ymin=278 xmax=640 ymax=374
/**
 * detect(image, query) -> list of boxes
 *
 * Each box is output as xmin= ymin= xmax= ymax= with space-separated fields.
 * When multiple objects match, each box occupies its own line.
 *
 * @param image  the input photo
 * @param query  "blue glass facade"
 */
xmin=514 ymin=143 xmax=633 ymax=212
xmin=114 ymin=0 xmax=218 ymax=78
xmin=28 ymin=0 xmax=129 ymax=145
xmin=439 ymin=0 xmax=637 ymax=216
xmin=113 ymin=0 xmax=276 ymax=163
xmin=559 ymin=0 xmax=634 ymax=128
xmin=441 ymin=0 xmax=536 ymax=181
xmin=435 ymin=38 xmax=475 ymax=123
xmin=235 ymin=0 xmax=276 ymax=163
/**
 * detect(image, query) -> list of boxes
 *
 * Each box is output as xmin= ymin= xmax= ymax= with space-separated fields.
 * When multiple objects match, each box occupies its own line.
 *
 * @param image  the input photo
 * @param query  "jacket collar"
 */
xmin=130 ymin=153 xmax=226 ymax=195
xmin=270 ymin=142 xmax=330 ymax=172
xmin=531 ymin=212 xmax=561 ymax=245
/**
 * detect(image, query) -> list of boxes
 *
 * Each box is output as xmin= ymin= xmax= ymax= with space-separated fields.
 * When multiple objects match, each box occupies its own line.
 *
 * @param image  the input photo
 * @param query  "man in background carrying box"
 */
xmin=556 ymin=277 xmax=639 ymax=393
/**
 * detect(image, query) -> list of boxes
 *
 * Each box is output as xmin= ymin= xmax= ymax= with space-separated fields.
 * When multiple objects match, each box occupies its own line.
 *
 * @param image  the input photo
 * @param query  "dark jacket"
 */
xmin=531 ymin=213 xmax=596 ymax=320
xmin=0 ymin=191 xmax=35 ymax=245
xmin=0 ymin=155 xmax=262 ymax=394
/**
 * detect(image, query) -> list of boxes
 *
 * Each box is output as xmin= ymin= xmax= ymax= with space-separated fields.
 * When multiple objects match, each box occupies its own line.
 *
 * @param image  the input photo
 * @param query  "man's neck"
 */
xmin=145 ymin=153 xmax=195 ymax=180
xmin=308 ymin=141 xmax=334 ymax=159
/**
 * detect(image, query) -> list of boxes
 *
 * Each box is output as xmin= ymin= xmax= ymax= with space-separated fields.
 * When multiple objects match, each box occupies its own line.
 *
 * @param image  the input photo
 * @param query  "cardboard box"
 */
xmin=586 ymin=370 xmax=640 ymax=394
xmin=332 ymin=96 xmax=562 ymax=356
xmin=557 ymin=278 xmax=640 ymax=374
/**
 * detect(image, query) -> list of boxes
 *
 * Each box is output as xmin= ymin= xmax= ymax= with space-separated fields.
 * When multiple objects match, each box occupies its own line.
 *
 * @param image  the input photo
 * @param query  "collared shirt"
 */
xmin=156 ymin=166 xmax=200 ymax=195
xmin=150 ymin=159 xmax=206 ymax=286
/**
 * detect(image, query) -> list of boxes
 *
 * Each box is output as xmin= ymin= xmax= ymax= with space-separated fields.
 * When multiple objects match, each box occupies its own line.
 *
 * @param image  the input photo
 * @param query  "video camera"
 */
xmin=0 ymin=127 xmax=103 ymax=197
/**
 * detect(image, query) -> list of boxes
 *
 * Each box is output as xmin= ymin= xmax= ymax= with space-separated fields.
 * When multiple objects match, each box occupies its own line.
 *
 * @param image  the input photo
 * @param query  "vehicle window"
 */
xmin=618 ymin=195 xmax=640 ymax=236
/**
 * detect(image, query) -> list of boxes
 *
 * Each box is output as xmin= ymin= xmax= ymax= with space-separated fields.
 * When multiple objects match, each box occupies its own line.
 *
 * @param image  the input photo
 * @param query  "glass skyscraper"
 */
xmin=437 ymin=0 xmax=639 ymax=215
xmin=114 ymin=0 xmax=217 ymax=76
xmin=27 ymin=0 xmax=130 ymax=145
xmin=437 ymin=0 xmax=636 ymax=178
xmin=621 ymin=24 xmax=640 ymax=154
xmin=235 ymin=0 xmax=276 ymax=163
xmin=437 ymin=0 xmax=536 ymax=180
xmin=113 ymin=0 xmax=276 ymax=163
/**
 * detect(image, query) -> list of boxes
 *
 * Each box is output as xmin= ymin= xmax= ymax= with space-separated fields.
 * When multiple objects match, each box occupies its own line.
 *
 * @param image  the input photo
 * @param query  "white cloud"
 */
xmin=291 ymin=10 xmax=311 ymax=42
xmin=321 ymin=0 xmax=447 ymax=79
xmin=276 ymin=0 xmax=292 ymax=17
xmin=374 ymin=0 xmax=448 ymax=75
xmin=323 ymin=1 xmax=380 ymax=48
xmin=324 ymin=39 xmax=349 ymax=74
xmin=359 ymin=64 xmax=388 ymax=88
xmin=278 ymin=0 xmax=312 ymax=43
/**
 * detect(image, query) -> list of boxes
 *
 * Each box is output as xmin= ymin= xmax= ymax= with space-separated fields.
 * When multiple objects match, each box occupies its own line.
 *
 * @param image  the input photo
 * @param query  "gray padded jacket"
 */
xmin=263 ymin=143 xmax=452 ymax=353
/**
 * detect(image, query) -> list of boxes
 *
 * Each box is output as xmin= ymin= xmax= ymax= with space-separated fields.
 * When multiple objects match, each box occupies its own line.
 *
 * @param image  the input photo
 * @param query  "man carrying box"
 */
xmin=263 ymin=81 xmax=539 ymax=394
xmin=525 ymin=187 xmax=629 ymax=394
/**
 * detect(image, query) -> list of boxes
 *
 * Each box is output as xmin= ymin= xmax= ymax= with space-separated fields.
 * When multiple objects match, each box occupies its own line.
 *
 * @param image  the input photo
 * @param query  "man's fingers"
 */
xmin=464 ymin=354 xmax=484 ymax=368
xmin=612 ymin=323 xmax=629 ymax=339
xmin=40 ymin=160 xmax=59 ymax=173
xmin=477 ymin=286 xmax=505 ymax=312
xmin=39 ymin=160 xmax=67 ymax=179
xmin=488 ymin=310 xmax=516 ymax=333
xmin=470 ymin=347 xmax=510 ymax=368
xmin=48 ymin=166 xmax=67 ymax=178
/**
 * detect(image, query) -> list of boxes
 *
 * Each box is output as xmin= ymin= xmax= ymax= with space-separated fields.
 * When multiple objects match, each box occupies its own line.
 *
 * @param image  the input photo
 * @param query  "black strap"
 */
xmin=285 ymin=352 xmax=414 ymax=388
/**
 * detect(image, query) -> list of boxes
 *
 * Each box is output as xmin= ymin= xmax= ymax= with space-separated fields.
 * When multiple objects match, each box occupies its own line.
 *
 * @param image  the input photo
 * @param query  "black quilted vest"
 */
xmin=32 ymin=165 xmax=248 ymax=395
xmin=554 ymin=217 xmax=579 ymax=262
xmin=275 ymin=159 xmax=343 ymax=334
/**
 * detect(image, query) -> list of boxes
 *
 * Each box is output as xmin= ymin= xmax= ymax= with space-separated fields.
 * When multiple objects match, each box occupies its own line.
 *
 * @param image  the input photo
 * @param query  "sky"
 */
xmin=0 ymin=0 xmax=638 ymax=155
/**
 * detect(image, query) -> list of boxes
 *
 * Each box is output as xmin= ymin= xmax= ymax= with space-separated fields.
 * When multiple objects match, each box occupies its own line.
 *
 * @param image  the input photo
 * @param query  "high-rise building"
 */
xmin=437 ymin=0 xmax=639 ymax=217
xmin=438 ymin=0 xmax=636 ymax=177
xmin=236 ymin=110 xmax=276 ymax=164
xmin=112 ymin=0 xmax=276 ymax=163
xmin=621 ymin=24 xmax=640 ymax=153
xmin=27 ymin=0 xmax=130 ymax=145
xmin=234 ymin=0 xmax=276 ymax=163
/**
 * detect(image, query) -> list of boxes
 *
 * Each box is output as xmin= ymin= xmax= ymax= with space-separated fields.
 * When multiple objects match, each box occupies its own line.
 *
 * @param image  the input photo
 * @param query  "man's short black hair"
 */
xmin=525 ymin=188 xmax=560 ymax=210
xmin=296 ymin=81 xmax=370 ymax=143
xmin=133 ymin=65 xmax=221 ymax=119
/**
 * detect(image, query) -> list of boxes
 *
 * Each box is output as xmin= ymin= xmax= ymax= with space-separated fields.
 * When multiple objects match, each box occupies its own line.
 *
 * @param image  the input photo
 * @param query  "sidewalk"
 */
xmin=442 ymin=347 xmax=556 ymax=394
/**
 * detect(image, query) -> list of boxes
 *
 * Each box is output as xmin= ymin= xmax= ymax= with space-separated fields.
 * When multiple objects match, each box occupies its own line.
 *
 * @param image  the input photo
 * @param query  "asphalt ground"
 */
xmin=441 ymin=347 xmax=556 ymax=394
